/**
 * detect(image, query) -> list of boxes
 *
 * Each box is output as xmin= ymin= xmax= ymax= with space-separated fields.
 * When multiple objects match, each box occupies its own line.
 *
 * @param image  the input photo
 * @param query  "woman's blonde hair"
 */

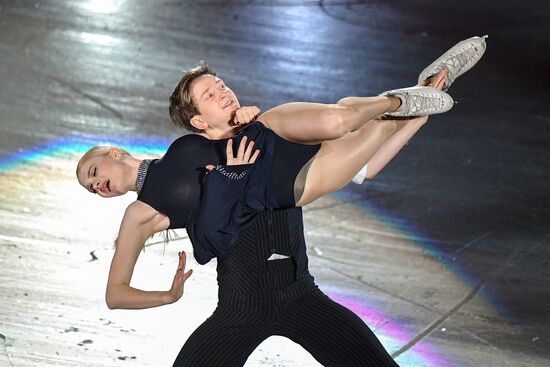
xmin=76 ymin=146 xmax=131 ymax=178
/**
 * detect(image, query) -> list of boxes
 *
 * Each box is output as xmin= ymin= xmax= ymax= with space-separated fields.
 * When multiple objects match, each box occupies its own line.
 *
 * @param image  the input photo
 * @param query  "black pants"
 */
xmin=172 ymin=277 xmax=399 ymax=367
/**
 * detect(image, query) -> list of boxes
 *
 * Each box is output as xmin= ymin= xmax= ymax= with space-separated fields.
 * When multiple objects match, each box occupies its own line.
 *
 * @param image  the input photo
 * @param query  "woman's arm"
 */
xmin=105 ymin=201 xmax=193 ymax=310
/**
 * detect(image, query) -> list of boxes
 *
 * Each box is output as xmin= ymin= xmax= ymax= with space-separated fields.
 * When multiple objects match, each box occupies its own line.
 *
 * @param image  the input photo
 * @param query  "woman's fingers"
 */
xmin=237 ymin=136 xmax=247 ymax=160
xmin=224 ymin=136 xmax=260 ymax=165
xmin=168 ymin=251 xmax=192 ymax=303
xmin=249 ymin=149 xmax=261 ymax=163
xmin=178 ymin=251 xmax=188 ymax=271
xmin=226 ymin=139 xmax=234 ymax=163
xmin=243 ymin=140 xmax=254 ymax=161
xmin=182 ymin=268 xmax=193 ymax=281
xmin=238 ymin=140 xmax=259 ymax=164
xmin=176 ymin=251 xmax=192 ymax=281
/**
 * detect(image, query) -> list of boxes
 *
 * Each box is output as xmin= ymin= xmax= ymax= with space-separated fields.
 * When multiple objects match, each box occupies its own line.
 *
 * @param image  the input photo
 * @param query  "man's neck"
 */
xmin=200 ymin=126 xmax=239 ymax=140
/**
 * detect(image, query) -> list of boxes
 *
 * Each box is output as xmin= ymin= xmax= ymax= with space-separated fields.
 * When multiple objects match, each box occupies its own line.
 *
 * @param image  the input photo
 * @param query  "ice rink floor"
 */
xmin=0 ymin=1 xmax=549 ymax=366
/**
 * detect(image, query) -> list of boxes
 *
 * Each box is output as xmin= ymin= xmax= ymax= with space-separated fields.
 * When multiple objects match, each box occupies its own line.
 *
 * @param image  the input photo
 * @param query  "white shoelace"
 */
xmin=441 ymin=45 xmax=478 ymax=82
xmin=402 ymin=92 xmax=445 ymax=115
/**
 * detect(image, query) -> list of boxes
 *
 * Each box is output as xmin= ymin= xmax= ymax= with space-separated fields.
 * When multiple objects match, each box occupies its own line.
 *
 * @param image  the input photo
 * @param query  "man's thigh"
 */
xmin=172 ymin=305 xmax=270 ymax=367
xmin=280 ymin=291 xmax=400 ymax=367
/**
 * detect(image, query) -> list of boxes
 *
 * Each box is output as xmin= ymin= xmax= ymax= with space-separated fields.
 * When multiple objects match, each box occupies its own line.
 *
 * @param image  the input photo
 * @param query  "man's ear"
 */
xmin=190 ymin=115 xmax=207 ymax=131
xmin=108 ymin=147 xmax=123 ymax=159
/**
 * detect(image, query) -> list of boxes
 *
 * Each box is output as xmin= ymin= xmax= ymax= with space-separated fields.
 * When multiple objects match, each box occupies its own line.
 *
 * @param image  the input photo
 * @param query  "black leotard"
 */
xmin=137 ymin=122 xmax=320 ymax=264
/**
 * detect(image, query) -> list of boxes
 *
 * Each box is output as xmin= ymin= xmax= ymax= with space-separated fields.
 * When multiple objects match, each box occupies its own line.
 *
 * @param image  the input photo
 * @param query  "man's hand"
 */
xmin=205 ymin=136 xmax=260 ymax=171
xmin=419 ymin=69 xmax=448 ymax=90
xmin=232 ymin=106 xmax=261 ymax=126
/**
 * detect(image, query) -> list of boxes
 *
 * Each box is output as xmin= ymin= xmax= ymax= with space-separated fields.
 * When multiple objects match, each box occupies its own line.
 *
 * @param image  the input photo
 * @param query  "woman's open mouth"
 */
xmin=100 ymin=179 xmax=111 ymax=194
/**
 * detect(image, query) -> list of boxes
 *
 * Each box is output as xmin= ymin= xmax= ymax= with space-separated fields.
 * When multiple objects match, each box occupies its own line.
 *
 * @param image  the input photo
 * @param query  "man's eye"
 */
xmin=207 ymin=92 xmax=214 ymax=98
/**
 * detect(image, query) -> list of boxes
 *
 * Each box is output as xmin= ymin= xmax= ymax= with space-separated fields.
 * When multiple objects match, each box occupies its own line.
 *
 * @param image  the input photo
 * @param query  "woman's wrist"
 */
xmin=164 ymin=290 xmax=178 ymax=304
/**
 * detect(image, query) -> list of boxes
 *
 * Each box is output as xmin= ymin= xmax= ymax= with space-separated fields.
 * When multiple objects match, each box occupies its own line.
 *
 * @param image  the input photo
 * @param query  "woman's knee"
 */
xmin=362 ymin=119 xmax=396 ymax=140
xmin=319 ymin=104 xmax=357 ymax=139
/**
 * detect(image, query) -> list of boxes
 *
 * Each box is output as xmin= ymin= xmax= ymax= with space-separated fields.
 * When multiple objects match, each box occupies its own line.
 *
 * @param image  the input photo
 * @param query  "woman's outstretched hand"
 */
xmin=205 ymin=136 xmax=260 ymax=171
xmin=232 ymin=106 xmax=261 ymax=126
xmin=168 ymin=251 xmax=193 ymax=303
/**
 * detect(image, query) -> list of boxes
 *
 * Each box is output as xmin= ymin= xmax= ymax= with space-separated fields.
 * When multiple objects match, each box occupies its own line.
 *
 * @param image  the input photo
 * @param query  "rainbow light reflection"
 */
xmin=332 ymin=187 xmax=483 ymax=290
xmin=326 ymin=288 xmax=455 ymax=367
xmin=0 ymin=135 xmax=171 ymax=174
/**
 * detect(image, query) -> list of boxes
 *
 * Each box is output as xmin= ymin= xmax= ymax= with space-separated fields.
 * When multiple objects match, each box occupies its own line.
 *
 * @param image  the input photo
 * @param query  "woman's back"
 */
xmin=137 ymin=133 xmax=225 ymax=229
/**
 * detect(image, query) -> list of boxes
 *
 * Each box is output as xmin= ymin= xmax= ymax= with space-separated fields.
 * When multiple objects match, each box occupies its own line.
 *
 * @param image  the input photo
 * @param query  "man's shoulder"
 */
xmin=170 ymin=132 xmax=209 ymax=146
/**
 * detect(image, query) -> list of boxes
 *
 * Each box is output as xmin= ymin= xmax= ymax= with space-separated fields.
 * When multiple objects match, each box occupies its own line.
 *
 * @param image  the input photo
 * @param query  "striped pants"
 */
xmin=172 ymin=277 xmax=399 ymax=366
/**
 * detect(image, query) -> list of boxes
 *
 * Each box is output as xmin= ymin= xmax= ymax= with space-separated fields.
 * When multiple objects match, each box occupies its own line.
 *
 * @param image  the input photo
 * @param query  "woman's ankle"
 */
xmin=387 ymin=96 xmax=402 ymax=112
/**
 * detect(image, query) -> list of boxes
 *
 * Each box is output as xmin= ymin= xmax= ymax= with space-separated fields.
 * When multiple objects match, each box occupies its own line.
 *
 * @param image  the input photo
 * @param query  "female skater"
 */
xmin=77 ymin=36 xmax=487 ymax=366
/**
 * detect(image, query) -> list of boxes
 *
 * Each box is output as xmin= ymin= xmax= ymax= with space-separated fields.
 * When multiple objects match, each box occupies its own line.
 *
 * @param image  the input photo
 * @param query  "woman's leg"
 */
xmin=364 ymin=115 xmax=428 ymax=180
xmin=258 ymin=70 xmax=447 ymax=145
xmin=259 ymin=97 xmax=400 ymax=144
xmin=294 ymin=70 xmax=448 ymax=206
xmin=348 ymin=70 xmax=448 ymax=182
xmin=296 ymin=118 xmax=397 ymax=206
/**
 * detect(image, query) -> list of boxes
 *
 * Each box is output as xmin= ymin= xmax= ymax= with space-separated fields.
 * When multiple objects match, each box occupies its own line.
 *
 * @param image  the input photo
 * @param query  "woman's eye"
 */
xmin=93 ymin=167 xmax=97 ymax=176
xmin=207 ymin=92 xmax=214 ymax=98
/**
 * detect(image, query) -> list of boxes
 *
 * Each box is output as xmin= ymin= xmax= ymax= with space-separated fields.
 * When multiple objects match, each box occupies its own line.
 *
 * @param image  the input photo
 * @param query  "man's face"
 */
xmin=190 ymin=74 xmax=240 ymax=136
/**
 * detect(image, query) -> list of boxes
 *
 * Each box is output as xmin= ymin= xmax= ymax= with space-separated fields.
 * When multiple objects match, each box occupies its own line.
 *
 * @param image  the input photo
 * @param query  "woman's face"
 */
xmin=190 ymin=74 xmax=240 ymax=135
xmin=77 ymin=150 xmax=129 ymax=198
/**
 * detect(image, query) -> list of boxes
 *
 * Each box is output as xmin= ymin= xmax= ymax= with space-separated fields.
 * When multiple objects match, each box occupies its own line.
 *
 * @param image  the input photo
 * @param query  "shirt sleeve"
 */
xmin=188 ymin=164 xmax=254 ymax=265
